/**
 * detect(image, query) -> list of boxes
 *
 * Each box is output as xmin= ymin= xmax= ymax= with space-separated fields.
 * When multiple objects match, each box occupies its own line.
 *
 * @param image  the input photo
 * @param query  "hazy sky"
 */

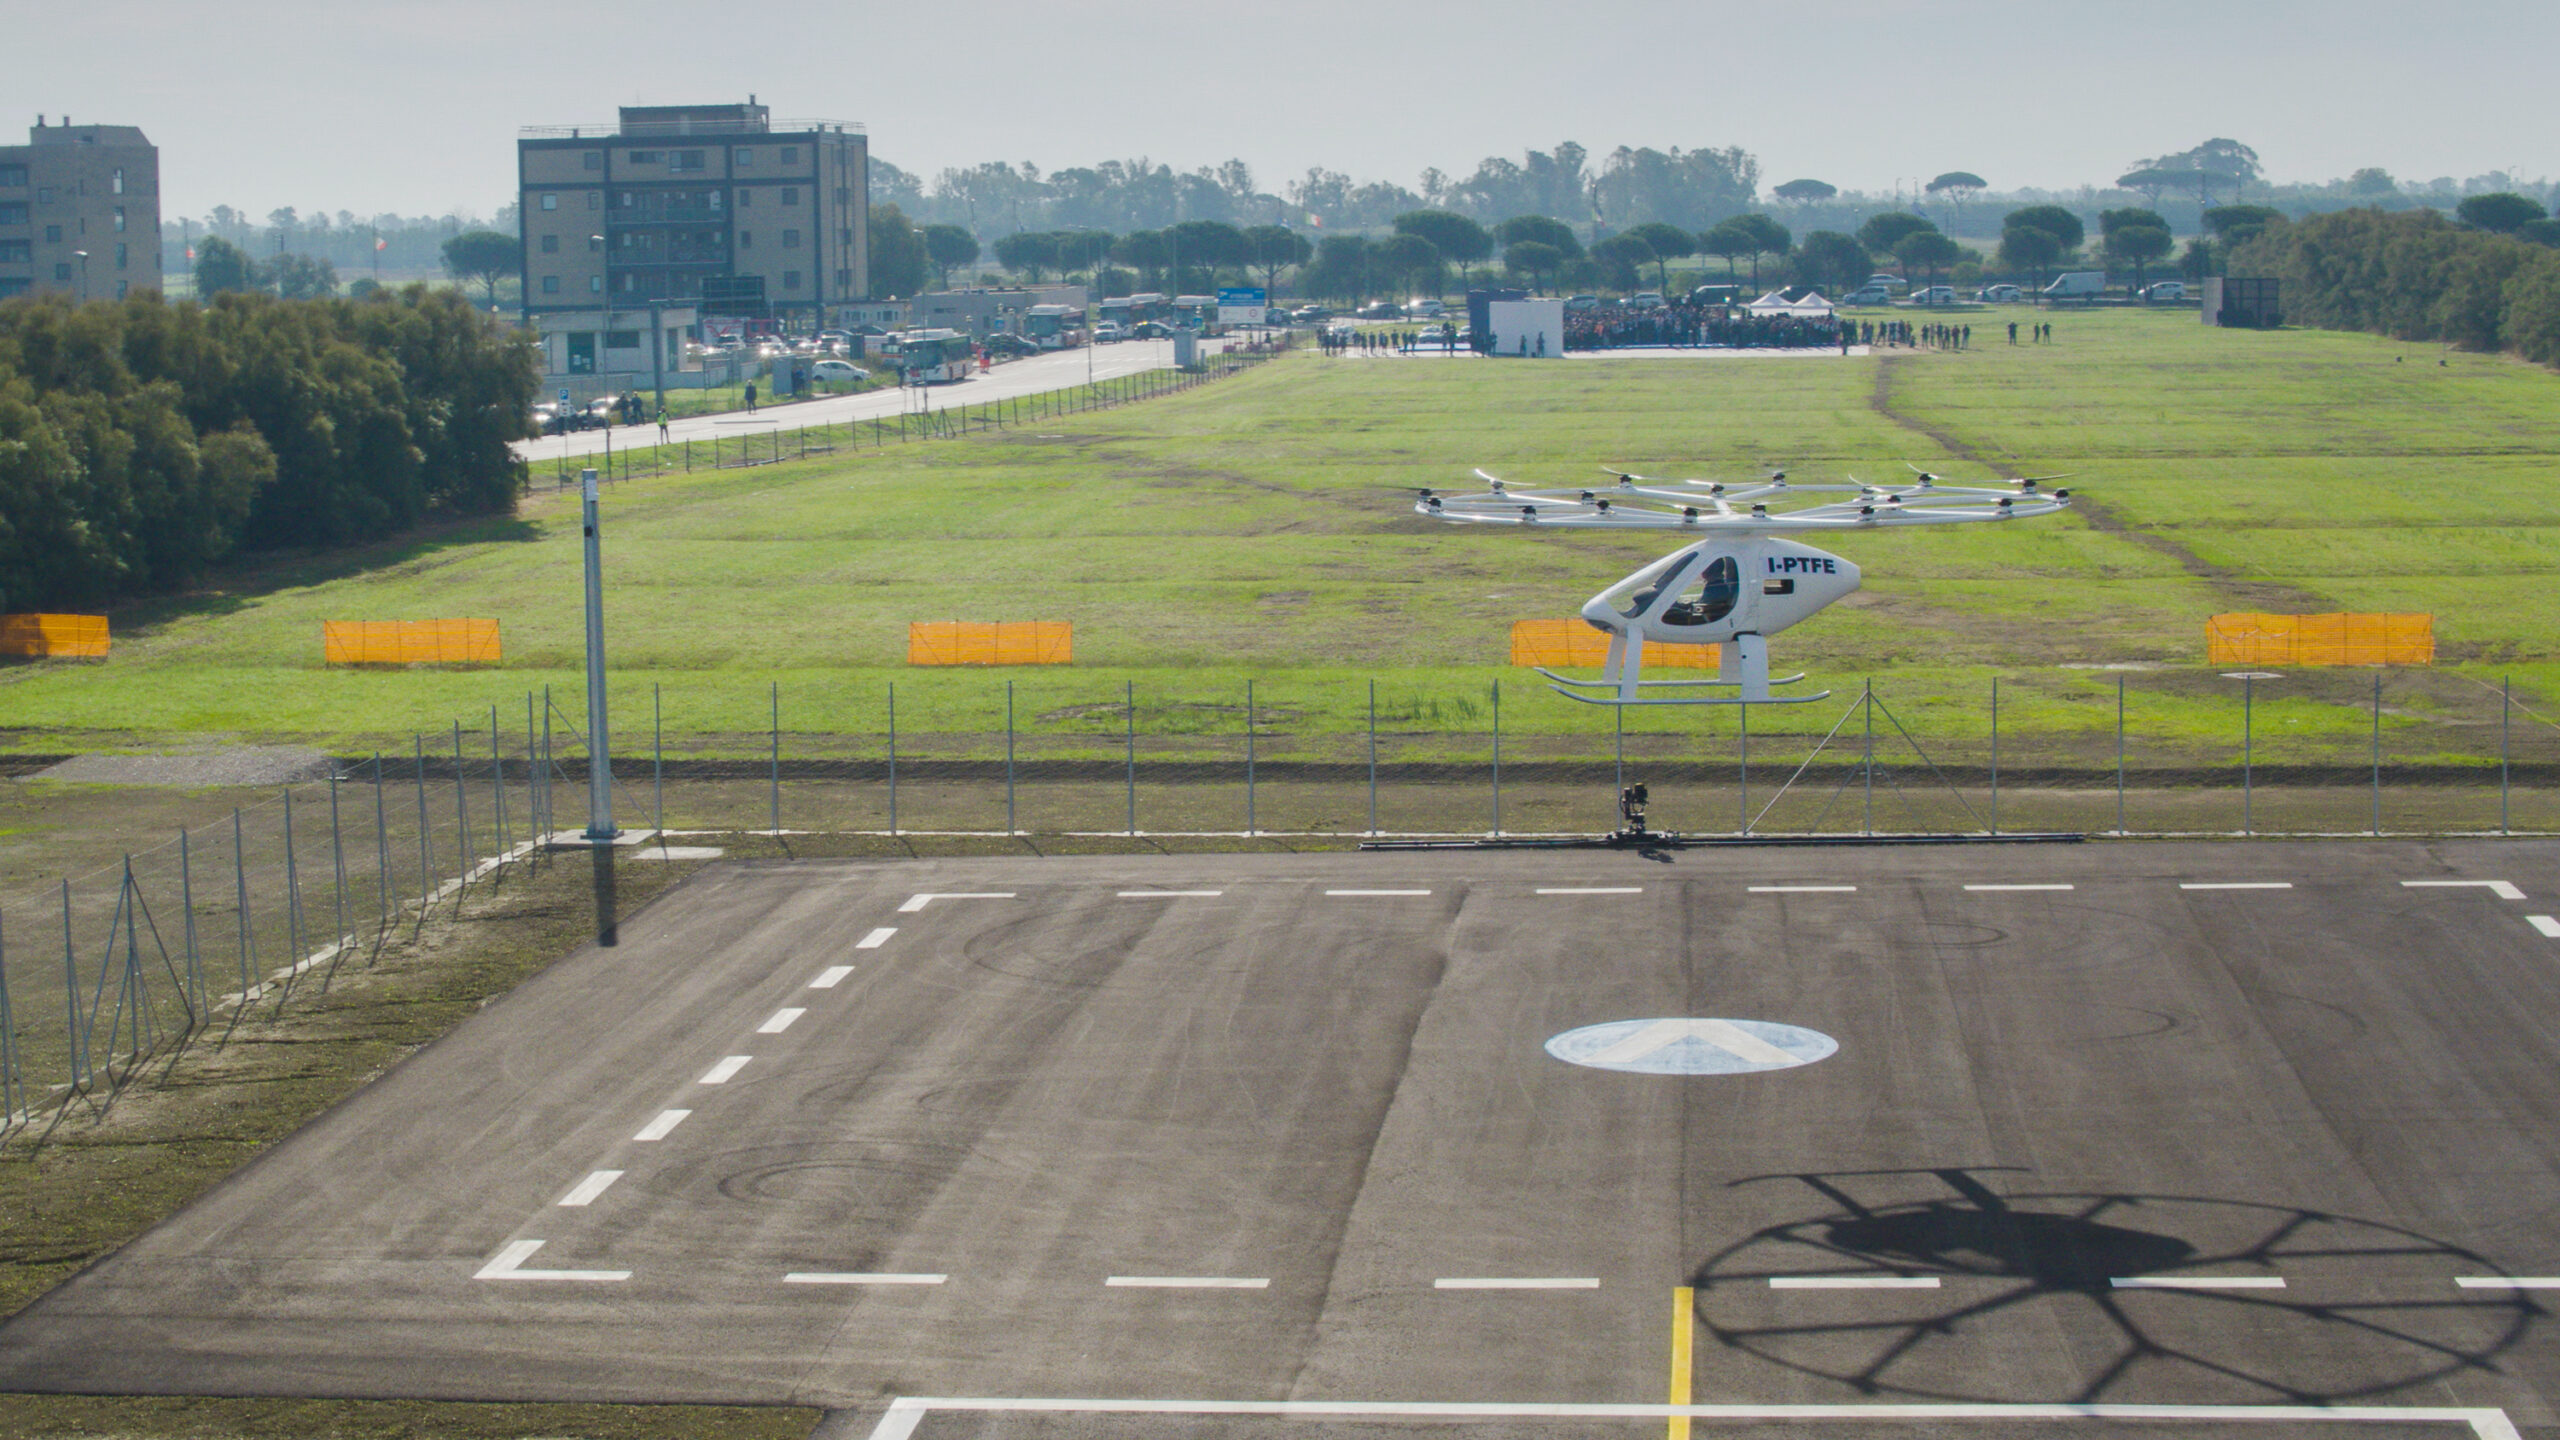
xmin=20 ymin=0 xmax=2556 ymax=222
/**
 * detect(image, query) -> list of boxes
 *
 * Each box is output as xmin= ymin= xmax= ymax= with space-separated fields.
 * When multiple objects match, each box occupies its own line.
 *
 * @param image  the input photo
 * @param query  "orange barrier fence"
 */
xmin=1509 ymin=619 xmax=1718 ymax=670
xmin=908 ymin=621 xmax=1073 ymax=666
xmin=2206 ymin=613 xmax=2434 ymax=667
xmin=0 ymin=613 xmax=109 ymax=657
xmin=323 ymin=618 xmax=502 ymax=665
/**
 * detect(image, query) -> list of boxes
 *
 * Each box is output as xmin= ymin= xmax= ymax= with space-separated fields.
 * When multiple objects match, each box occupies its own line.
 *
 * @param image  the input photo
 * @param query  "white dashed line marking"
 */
xmin=1106 ymin=1275 xmax=1271 ymax=1289
xmin=558 ymin=1170 xmax=623 ymax=1207
xmin=810 ymin=966 xmax=855 ymax=988
xmin=699 ymin=1056 xmax=752 ymax=1084
xmin=898 ymin=892 xmax=1015 ymax=913
xmin=2402 ymin=880 xmax=2527 ymax=900
xmin=1434 ymin=1277 xmax=1601 ymax=1290
xmin=473 ymin=1240 xmax=629 ymax=1282
xmin=1119 ymin=890 xmax=1224 ymax=898
xmin=1965 ymin=883 xmax=2074 ymax=892
xmin=1326 ymin=889 xmax=1431 ymax=897
xmin=2528 ymin=916 xmax=2560 ymax=939
xmin=634 ymin=1109 xmax=690 ymax=1141
xmin=1536 ymin=887 xmax=1642 ymax=895
xmin=2457 ymin=1277 xmax=2560 ymax=1290
xmin=1770 ymin=1276 xmax=1942 ymax=1290
xmin=856 ymin=927 xmax=898 ymax=949
xmin=1750 ymin=885 xmax=1858 ymax=893
xmin=758 ymin=1008 xmax=805 ymax=1034
xmin=785 ymin=1271 xmax=949 ymax=1285
xmin=2181 ymin=882 xmax=2295 ymax=890
xmin=2112 ymin=1275 xmax=2286 ymax=1289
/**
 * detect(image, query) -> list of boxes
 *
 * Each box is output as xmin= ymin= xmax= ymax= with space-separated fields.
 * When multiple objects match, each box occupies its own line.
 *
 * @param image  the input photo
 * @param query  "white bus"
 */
xmin=1024 ymin=303 xmax=1087 ymax=350
xmin=896 ymin=328 xmax=976 ymax=384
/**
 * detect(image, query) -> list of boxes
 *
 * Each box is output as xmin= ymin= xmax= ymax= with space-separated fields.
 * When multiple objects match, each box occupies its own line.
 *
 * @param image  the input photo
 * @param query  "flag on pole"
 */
xmin=375 ymin=236 xmax=388 ymax=251
xmin=185 ymin=245 xmax=195 ymax=260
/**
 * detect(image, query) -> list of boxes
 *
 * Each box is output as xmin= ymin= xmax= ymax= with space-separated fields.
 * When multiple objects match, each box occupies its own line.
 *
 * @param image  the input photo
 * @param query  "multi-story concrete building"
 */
xmin=0 ymin=117 xmax=161 ymax=301
xmin=517 ymin=100 xmax=867 ymax=348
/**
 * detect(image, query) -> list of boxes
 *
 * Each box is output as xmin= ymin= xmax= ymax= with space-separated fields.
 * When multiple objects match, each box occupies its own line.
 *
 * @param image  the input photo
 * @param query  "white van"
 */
xmin=1404 ymin=298 xmax=1446 ymax=319
xmin=1908 ymin=285 xmax=1956 ymax=305
xmin=2042 ymin=271 xmax=2107 ymax=300
xmin=1843 ymin=283 xmax=1894 ymax=306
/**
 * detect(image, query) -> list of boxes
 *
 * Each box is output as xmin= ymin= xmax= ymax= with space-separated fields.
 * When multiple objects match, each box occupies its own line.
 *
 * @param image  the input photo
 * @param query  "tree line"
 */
xmin=0 ymin=287 xmax=539 ymax=615
xmin=2227 ymin=204 xmax=2560 ymax=366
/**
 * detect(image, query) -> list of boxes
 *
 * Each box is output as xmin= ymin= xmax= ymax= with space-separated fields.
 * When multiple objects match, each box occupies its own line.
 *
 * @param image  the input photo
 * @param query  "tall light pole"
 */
xmin=72 ymin=250 xmax=88 ymax=303
xmin=580 ymin=467 xmax=617 ymax=841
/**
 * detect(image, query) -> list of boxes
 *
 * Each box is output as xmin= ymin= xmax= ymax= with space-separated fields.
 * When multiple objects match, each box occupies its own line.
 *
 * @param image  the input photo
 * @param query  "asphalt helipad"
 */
xmin=4 ymin=841 xmax=2558 ymax=1439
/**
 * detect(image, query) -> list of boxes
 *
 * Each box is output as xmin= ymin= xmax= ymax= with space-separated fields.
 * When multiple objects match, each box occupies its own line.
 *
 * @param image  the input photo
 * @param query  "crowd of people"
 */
xmin=1562 ymin=302 xmax=1849 ymax=352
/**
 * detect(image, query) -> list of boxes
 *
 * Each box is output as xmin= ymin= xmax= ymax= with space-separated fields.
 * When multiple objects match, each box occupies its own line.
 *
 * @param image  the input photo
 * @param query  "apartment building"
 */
xmin=517 ymin=100 xmax=867 ymax=335
xmin=0 ymin=117 xmax=161 ymax=301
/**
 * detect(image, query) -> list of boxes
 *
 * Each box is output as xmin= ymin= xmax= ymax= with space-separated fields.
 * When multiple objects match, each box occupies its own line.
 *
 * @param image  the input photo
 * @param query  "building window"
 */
xmin=739 ymin=231 xmax=752 ymax=249
xmin=737 ymin=188 xmax=752 ymax=208
xmin=0 ymin=279 xmax=27 ymax=297
xmin=782 ymin=187 xmax=798 ymax=205
xmin=584 ymin=151 xmax=603 ymax=170
xmin=111 ymin=168 xmax=124 ymax=194
xmin=0 ymin=240 xmax=27 ymax=262
xmin=588 ymin=191 xmax=601 ymax=209
xmin=0 ymin=165 xmax=24 ymax=187
xmin=114 ymin=242 xmax=126 ymax=269
xmin=629 ymin=150 xmax=661 ymax=164
xmin=671 ymin=149 xmax=705 ymax=172
xmin=0 ymin=202 xmax=25 ymax=225
xmin=781 ymin=146 xmax=797 ymax=165
xmin=113 ymin=206 xmax=126 ymax=232
xmin=735 ymin=148 xmax=754 ymax=167
xmin=116 ymin=280 xmax=127 ymax=299
xmin=541 ymin=233 xmax=559 ymax=253
xmin=54 ymin=263 xmax=71 ymax=280
xmin=605 ymin=329 xmax=640 ymax=349
xmin=784 ymin=271 xmax=801 ymax=290
xmin=44 ymin=224 xmax=60 ymax=243
xmin=588 ymin=234 xmax=603 ymax=251
xmin=542 ymin=275 xmax=560 ymax=294
xmin=590 ymin=276 xmax=603 ymax=293
xmin=836 ymin=268 xmax=849 ymax=289
xmin=35 ymin=187 xmax=53 ymax=204
xmin=783 ymin=229 xmax=800 ymax=248
xmin=541 ymin=193 xmax=558 ymax=211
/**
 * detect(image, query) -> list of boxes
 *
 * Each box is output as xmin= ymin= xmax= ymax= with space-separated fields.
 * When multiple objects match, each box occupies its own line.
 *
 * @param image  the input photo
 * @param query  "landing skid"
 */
xmin=1546 ymin=686 xmax=1833 ymax=707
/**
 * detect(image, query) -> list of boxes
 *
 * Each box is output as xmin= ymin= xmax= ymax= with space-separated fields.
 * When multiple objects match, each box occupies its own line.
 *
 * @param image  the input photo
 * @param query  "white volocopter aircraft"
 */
xmin=1416 ymin=465 xmax=2071 ymax=705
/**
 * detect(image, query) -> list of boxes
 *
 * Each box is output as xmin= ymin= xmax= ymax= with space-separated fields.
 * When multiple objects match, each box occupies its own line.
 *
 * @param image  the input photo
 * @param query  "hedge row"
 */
xmin=2230 ymin=208 xmax=2560 ymax=366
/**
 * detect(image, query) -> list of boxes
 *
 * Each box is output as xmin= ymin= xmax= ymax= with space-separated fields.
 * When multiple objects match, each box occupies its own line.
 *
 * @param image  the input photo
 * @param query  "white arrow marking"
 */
xmin=1587 ymin=1018 xmax=1800 ymax=1068
xmin=474 ymin=1239 xmax=629 ymax=1282
xmin=2403 ymin=880 xmax=2526 ymax=900
xmin=899 ymin=892 xmax=1015 ymax=913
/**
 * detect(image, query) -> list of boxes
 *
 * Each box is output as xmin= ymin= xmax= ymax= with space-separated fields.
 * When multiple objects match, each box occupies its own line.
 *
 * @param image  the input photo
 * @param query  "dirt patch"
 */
xmin=1865 ymin=355 xmax=2329 ymax=613
xmin=35 ymin=746 xmax=337 ymax=788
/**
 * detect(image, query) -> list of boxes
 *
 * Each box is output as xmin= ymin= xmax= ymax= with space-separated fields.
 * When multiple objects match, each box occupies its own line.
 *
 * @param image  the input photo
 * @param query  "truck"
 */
xmin=2042 ymin=271 xmax=2107 ymax=301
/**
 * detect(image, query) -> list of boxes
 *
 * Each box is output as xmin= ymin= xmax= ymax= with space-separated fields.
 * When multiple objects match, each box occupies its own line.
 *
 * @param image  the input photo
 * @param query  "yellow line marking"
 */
xmin=1669 ymin=1285 xmax=1694 ymax=1440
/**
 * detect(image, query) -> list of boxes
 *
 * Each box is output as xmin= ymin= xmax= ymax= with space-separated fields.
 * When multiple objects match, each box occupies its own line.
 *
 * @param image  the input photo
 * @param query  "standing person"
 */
xmin=656 ymin=405 xmax=670 ymax=443
xmin=745 ymin=380 xmax=758 ymax=413
xmin=2008 ymin=321 xmax=2018 ymax=344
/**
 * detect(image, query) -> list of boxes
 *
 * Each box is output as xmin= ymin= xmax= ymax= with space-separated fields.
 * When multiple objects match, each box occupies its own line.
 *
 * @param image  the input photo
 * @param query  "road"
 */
xmin=514 ymin=335 xmax=1248 ymax=465
xmin=3 ymin=840 xmax=2558 ymax=1440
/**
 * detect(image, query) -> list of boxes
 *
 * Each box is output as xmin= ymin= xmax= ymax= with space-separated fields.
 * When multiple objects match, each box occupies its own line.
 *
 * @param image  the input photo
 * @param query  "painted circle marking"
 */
xmin=1545 ymin=1017 xmax=1839 ymax=1075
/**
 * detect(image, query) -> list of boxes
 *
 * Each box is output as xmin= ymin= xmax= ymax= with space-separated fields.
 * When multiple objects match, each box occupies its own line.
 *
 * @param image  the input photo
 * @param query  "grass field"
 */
xmin=3 ymin=310 xmax=2557 ymax=766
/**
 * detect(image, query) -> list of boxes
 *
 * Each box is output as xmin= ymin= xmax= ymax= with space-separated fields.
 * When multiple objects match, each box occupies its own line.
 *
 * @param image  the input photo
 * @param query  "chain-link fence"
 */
xmin=8 ymin=663 xmax=2554 ymax=1136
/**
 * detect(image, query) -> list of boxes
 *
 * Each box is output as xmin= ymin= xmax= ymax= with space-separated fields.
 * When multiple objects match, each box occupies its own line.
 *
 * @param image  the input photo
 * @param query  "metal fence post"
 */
xmin=2116 ymin=675 xmax=2127 ymax=835
xmin=1989 ymin=677 xmax=2000 ymax=837
xmin=414 ymin=736 xmax=432 ymax=908
xmin=1245 ymin=678 xmax=1256 ymax=836
xmin=887 ymin=682 xmax=898 ymax=837
xmin=541 ymin=688 xmax=553 ymax=842
xmin=179 ymin=828 xmax=200 ymax=1017
xmin=2371 ymin=671 xmax=2383 ymax=837
xmin=329 ymin=769 xmax=347 ymax=951
xmin=2242 ymin=674 xmax=2256 ymax=836
xmin=770 ymin=681 xmax=781 ymax=835
xmin=1125 ymin=680 xmax=1136 ymax=837
xmin=526 ymin=694 xmax=540 ymax=842
xmin=1367 ymin=679 xmax=1378 ymax=836
xmin=2501 ymin=676 xmax=2512 ymax=835
xmin=1738 ymin=703 xmax=1750 ymax=836
xmin=653 ymin=683 xmax=664 ymax=838
xmin=491 ymin=706 xmax=508 ymax=855
xmin=0 ymin=913 xmax=18 ymax=1124
xmin=1863 ymin=680 xmax=1876 ymax=837
xmin=1490 ymin=678 xmax=1502 ymax=837
xmin=285 ymin=788 xmax=304 ymax=968
xmin=374 ymin=754 xmax=389 ymax=927
xmin=62 ymin=880 xmax=84 ymax=1090
xmin=1006 ymin=680 xmax=1017 ymax=836
xmin=233 ymin=810 xmax=253 ymax=1001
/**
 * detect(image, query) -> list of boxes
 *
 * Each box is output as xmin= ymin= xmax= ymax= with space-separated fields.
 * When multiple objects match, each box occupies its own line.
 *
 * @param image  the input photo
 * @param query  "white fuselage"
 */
xmin=1582 ymin=535 xmax=1862 ymax=647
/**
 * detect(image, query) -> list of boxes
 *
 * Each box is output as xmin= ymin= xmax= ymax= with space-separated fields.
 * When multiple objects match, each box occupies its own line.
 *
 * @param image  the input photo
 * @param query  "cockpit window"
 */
xmin=1609 ymin=552 xmax=1696 ymax=619
xmin=1661 ymin=555 xmax=1741 ymax=626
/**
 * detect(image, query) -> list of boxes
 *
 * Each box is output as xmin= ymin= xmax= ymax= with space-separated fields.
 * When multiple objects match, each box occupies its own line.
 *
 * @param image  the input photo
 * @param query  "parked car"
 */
xmin=1843 ymin=283 xmax=1895 ymax=306
xmin=2143 ymin=280 xmax=2188 ymax=302
xmin=1563 ymin=295 xmax=1601 ymax=311
xmin=811 ymin=359 xmax=870 ymax=383
xmin=1975 ymin=283 xmax=2023 ymax=303
xmin=981 ymin=334 xmax=1040 ymax=357
xmin=1626 ymin=292 xmax=1666 ymax=309
xmin=1356 ymin=300 xmax=1402 ymax=320
xmin=1404 ymin=298 xmax=1446 ymax=319
xmin=1864 ymin=273 xmax=1908 ymax=293
xmin=1290 ymin=305 xmax=1331 ymax=323
xmin=1092 ymin=321 xmax=1126 ymax=343
xmin=1908 ymin=285 xmax=1956 ymax=305
xmin=1130 ymin=320 xmax=1175 ymax=338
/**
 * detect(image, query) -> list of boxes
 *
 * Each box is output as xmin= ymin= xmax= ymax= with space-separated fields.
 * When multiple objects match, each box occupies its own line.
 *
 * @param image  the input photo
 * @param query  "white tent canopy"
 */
xmin=1745 ymin=289 xmax=1835 ymax=318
